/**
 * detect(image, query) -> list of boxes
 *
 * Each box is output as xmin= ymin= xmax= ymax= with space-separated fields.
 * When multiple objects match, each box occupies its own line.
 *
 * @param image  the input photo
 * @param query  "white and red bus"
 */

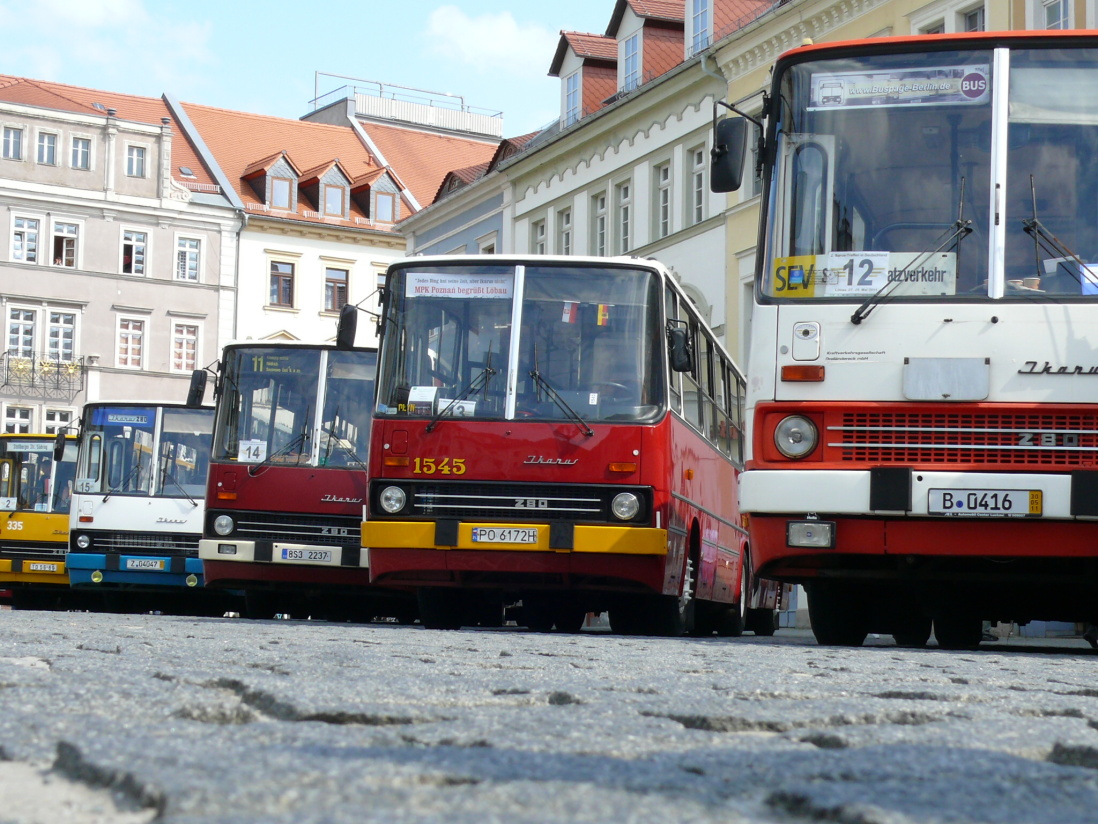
xmin=199 ymin=341 xmax=415 ymax=622
xmin=712 ymin=30 xmax=1098 ymax=648
xmin=361 ymin=254 xmax=783 ymax=634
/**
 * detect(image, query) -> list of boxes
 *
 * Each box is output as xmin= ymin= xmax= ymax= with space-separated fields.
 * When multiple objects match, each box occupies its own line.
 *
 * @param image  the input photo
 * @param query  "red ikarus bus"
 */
xmin=199 ymin=341 xmax=414 ymax=622
xmin=361 ymin=255 xmax=784 ymax=634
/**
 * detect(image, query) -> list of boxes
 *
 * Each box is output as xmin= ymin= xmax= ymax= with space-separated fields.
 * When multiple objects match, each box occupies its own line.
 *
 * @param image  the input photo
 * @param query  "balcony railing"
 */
xmin=3 ymin=350 xmax=86 ymax=395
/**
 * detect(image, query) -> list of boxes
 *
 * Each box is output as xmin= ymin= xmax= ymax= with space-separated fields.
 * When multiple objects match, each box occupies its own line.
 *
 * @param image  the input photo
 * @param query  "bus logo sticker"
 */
xmin=524 ymin=456 xmax=578 ymax=465
xmin=809 ymin=64 xmax=990 ymax=110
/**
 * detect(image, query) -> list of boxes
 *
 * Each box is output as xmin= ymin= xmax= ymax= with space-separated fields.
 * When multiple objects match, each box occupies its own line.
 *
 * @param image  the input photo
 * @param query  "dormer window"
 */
xmin=272 ymin=177 xmax=292 ymax=210
xmin=689 ymin=0 xmax=710 ymax=56
xmin=324 ymin=184 xmax=345 ymax=217
xmin=375 ymin=192 xmax=395 ymax=223
xmin=564 ymin=71 xmax=580 ymax=126
xmin=621 ymin=34 xmax=640 ymax=92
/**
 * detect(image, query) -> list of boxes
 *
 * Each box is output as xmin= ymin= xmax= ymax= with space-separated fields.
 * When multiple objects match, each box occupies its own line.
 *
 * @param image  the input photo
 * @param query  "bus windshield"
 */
xmin=376 ymin=263 xmax=664 ymax=424
xmin=766 ymin=45 xmax=1098 ymax=303
xmin=213 ymin=347 xmax=375 ymax=468
xmin=77 ymin=406 xmax=212 ymax=497
xmin=0 ymin=436 xmax=76 ymax=513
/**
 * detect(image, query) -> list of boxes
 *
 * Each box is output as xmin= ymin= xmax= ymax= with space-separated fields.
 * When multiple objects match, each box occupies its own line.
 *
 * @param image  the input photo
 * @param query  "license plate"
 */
xmin=126 ymin=558 xmax=166 ymax=570
xmin=28 ymin=562 xmax=58 ymax=572
xmin=280 ymin=548 xmax=334 ymax=563
xmin=471 ymin=527 xmax=539 ymax=544
xmin=928 ymin=488 xmax=1042 ymax=517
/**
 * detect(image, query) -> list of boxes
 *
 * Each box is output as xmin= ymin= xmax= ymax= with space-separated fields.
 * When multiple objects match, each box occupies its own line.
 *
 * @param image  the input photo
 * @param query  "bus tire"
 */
xmin=933 ymin=615 xmax=983 ymax=650
xmin=893 ymin=615 xmax=933 ymax=648
xmin=715 ymin=605 xmax=745 ymax=637
xmin=746 ymin=608 xmax=778 ymax=636
xmin=646 ymin=594 xmax=685 ymax=637
xmin=807 ymin=581 xmax=868 ymax=646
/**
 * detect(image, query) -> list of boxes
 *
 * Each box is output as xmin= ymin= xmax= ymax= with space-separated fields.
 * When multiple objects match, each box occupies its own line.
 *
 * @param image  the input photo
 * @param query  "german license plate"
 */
xmin=928 ymin=488 xmax=1042 ymax=517
xmin=280 ymin=548 xmax=334 ymax=563
xmin=126 ymin=558 xmax=166 ymax=570
xmin=471 ymin=527 xmax=538 ymax=544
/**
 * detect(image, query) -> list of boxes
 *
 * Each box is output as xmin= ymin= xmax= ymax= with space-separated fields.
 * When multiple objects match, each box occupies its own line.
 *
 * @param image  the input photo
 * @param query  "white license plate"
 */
xmin=126 ymin=558 xmax=166 ymax=570
xmin=928 ymin=488 xmax=1042 ymax=517
xmin=280 ymin=548 xmax=335 ymax=563
xmin=471 ymin=527 xmax=539 ymax=544
xmin=28 ymin=562 xmax=58 ymax=572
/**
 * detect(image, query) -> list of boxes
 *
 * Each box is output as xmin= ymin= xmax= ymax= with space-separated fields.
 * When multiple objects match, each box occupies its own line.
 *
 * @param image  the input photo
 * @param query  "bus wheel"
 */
xmin=806 ymin=581 xmax=868 ymax=646
xmin=933 ymin=615 xmax=983 ymax=650
xmin=746 ymin=608 xmax=779 ymax=636
xmin=892 ymin=615 xmax=933 ymax=648
xmin=416 ymin=588 xmax=464 ymax=630
xmin=608 ymin=597 xmax=651 ymax=635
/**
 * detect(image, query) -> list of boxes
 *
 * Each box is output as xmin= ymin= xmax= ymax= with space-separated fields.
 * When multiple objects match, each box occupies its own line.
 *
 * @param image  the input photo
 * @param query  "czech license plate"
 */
xmin=28 ymin=562 xmax=58 ymax=572
xmin=471 ymin=526 xmax=539 ymax=544
xmin=280 ymin=548 xmax=334 ymax=563
xmin=126 ymin=558 xmax=166 ymax=570
xmin=928 ymin=488 xmax=1042 ymax=517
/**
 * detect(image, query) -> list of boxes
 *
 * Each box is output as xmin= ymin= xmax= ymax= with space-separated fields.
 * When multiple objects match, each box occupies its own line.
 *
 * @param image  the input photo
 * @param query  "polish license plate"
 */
xmin=280 ymin=548 xmax=334 ymax=564
xmin=28 ymin=562 xmax=58 ymax=572
xmin=126 ymin=558 xmax=166 ymax=570
xmin=471 ymin=527 xmax=539 ymax=544
xmin=928 ymin=488 xmax=1042 ymax=517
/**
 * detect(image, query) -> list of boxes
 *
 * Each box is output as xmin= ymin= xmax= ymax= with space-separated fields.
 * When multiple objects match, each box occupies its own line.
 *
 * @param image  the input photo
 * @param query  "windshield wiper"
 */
xmin=527 ymin=345 xmax=593 ymax=438
xmin=321 ymin=420 xmax=367 ymax=469
xmin=1023 ymin=175 xmax=1091 ymax=286
xmin=247 ymin=413 xmax=312 ymax=477
xmin=159 ymin=464 xmax=199 ymax=507
xmin=851 ymin=177 xmax=972 ymax=325
xmin=103 ymin=454 xmax=144 ymax=502
xmin=425 ymin=345 xmax=497 ymax=433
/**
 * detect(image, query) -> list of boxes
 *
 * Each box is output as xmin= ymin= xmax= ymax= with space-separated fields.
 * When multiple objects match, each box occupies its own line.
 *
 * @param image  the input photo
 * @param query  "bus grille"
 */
xmin=229 ymin=512 xmax=360 ymax=547
xmin=831 ymin=409 xmax=1098 ymax=467
xmin=96 ymin=532 xmax=199 ymax=556
xmin=389 ymin=482 xmax=649 ymax=523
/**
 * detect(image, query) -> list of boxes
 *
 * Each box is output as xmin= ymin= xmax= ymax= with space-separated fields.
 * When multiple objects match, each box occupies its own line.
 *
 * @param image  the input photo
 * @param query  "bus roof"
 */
xmin=387 ymin=254 xmax=671 ymax=273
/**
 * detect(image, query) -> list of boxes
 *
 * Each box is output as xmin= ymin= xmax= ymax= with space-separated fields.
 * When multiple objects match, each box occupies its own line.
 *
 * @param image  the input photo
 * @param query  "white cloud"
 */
xmin=423 ymin=5 xmax=557 ymax=79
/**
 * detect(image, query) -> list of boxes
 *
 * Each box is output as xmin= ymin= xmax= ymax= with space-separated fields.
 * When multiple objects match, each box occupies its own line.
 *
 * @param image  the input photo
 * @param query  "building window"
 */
xmin=126 ymin=145 xmax=146 ymax=177
xmin=48 ymin=312 xmax=75 ymax=362
xmin=690 ymin=0 xmax=710 ymax=56
xmin=921 ymin=21 xmax=945 ymax=34
xmin=72 ymin=137 xmax=91 ymax=170
xmin=324 ymin=268 xmax=348 ymax=312
xmin=176 ymin=237 xmax=200 ymax=281
xmin=12 ymin=217 xmax=39 ymax=263
xmin=122 ymin=230 xmax=147 ymax=275
xmin=531 ymin=220 xmax=546 ymax=255
xmin=117 ymin=318 xmax=144 ymax=368
xmin=375 ymin=192 xmax=396 ymax=223
xmin=270 ymin=261 xmax=294 ymax=307
xmin=691 ymin=147 xmax=707 ymax=224
xmin=324 ymin=185 xmax=345 ymax=217
xmin=37 ymin=132 xmax=57 ymax=165
xmin=4 ymin=407 xmax=32 ymax=434
xmin=592 ymin=192 xmax=607 ymax=256
xmin=44 ymin=409 xmax=73 ymax=435
xmin=962 ymin=6 xmax=985 ymax=31
xmin=622 ymin=34 xmax=640 ymax=92
xmin=271 ymin=177 xmax=292 ymax=209
xmin=2 ymin=126 xmax=23 ymax=160
xmin=1044 ymin=0 xmax=1067 ymax=29
xmin=8 ymin=308 xmax=35 ymax=357
xmin=52 ymin=222 xmax=78 ymax=268
xmin=616 ymin=181 xmax=632 ymax=254
xmin=564 ymin=71 xmax=580 ymax=127
xmin=557 ymin=208 xmax=572 ymax=255
xmin=172 ymin=323 xmax=198 ymax=372
xmin=655 ymin=162 xmax=671 ymax=239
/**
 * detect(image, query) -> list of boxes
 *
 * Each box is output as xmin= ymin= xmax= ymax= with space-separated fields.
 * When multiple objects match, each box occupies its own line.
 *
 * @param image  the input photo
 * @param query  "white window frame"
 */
xmin=51 ymin=219 xmax=81 ymax=268
xmin=621 ymin=33 xmax=640 ymax=92
xmin=557 ymin=207 xmax=572 ymax=255
xmin=3 ymin=125 xmax=25 ymax=161
xmin=71 ymin=135 xmax=92 ymax=170
xmin=169 ymin=321 xmax=200 ymax=373
xmin=47 ymin=310 xmax=76 ymax=363
xmin=909 ymin=1 xmax=987 ymax=34
xmin=116 ymin=316 xmax=146 ymax=369
xmin=125 ymin=143 xmax=147 ymax=178
xmin=11 ymin=214 xmax=42 ymax=263
xmin=616 ymin=180 xmax=632 ymax=254
xmin=532 ymin=219 xmax=547 ymax=255
xmin=1038 ymin=0 xmax=1070 ymax=28
xmin=7 ymin=306 xmax=37 ymax=358
xmin=688 ymin=0 xmax=710 ymax=57
xmin=36 ymin=130 xmax=58 ymax=165
xmin=3 ymin=405 xmax=33 ymax=434
xmin=175 ymin=235 xmax=201 ymax=282
xmin=44 ymin=408 xmax=75 ymax=435
xmin=654 ymin=162 xmax=672 ymax=240
xmin=477 ymin=231 xmax=498 ymax=255
xmin=121 ymin=227 xmax=149 ymax=275
xmin=591 ymin=191 xmax=608 ymax=256
xmin=563 ymin=71 xmax=581 ymax=127
xmin=689 ymin=146 xmax=708 ymax=225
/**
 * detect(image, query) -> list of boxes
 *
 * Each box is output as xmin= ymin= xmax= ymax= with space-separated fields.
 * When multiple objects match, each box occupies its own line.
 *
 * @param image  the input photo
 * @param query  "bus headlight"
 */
xmin=213 ymin=515 xmax=235 ymax=536
xmin=774 ymin=415 xmax=818 ymax=459
xmin=75 ymin=533 xmax=91 ymax=549
xmin=611 ymin=492 xmax=640 ymax=521
xmin=379 ymin=486 xmax=407 ymax=514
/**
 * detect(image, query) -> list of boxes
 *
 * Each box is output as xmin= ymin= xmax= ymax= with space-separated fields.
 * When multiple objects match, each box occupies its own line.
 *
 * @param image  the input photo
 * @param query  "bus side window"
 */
xmin=695 ymin=330 xmax=714 ymax=437
xmin=664 ymin=285 xmax=682 ymax=413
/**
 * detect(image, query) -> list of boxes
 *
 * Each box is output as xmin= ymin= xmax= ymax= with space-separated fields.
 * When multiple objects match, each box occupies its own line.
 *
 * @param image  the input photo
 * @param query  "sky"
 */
xmin=0 ymin=0 xmax=620 ymax=137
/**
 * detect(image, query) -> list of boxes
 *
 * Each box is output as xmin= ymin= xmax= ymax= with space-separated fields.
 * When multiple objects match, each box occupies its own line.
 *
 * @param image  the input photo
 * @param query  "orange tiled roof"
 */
xmin=627 ymin=0 xmax=686 ymax=22
xmin=0 ymin=74 xmax=217 ymax=188
xmin=359 ymin=120 xmax=497 ymax=209
xmin=181 ymin=102 xmax=395 ymax=228
xmin=550 ymin=32 xmax=618 ymax=77
xmin=714 ymin=0 xmax=781 ymax=41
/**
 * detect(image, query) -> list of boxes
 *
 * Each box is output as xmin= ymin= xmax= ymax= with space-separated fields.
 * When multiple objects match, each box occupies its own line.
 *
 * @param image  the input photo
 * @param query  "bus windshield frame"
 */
xmin=763 ymin=41 xmax=1098 ymax=305
xmin=0 ymin=436 xmax=77 ymax=514
xmin=375 ymin=262 xmax=666 ymax=425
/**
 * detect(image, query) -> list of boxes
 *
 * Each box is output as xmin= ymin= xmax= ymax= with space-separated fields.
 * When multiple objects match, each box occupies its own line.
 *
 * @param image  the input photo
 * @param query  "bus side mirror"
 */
xmin=668 ymin=327 xmax=694 ymax=373
xmin=53 ymin=432 xmax=67 ymax=462
xmin=337 ymin=303 xmax=358 ymax=350
xmin=186 ymin=370 xmax=208 ymax=407
xmin=711 ymin=117 xmax=748 ymax=193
